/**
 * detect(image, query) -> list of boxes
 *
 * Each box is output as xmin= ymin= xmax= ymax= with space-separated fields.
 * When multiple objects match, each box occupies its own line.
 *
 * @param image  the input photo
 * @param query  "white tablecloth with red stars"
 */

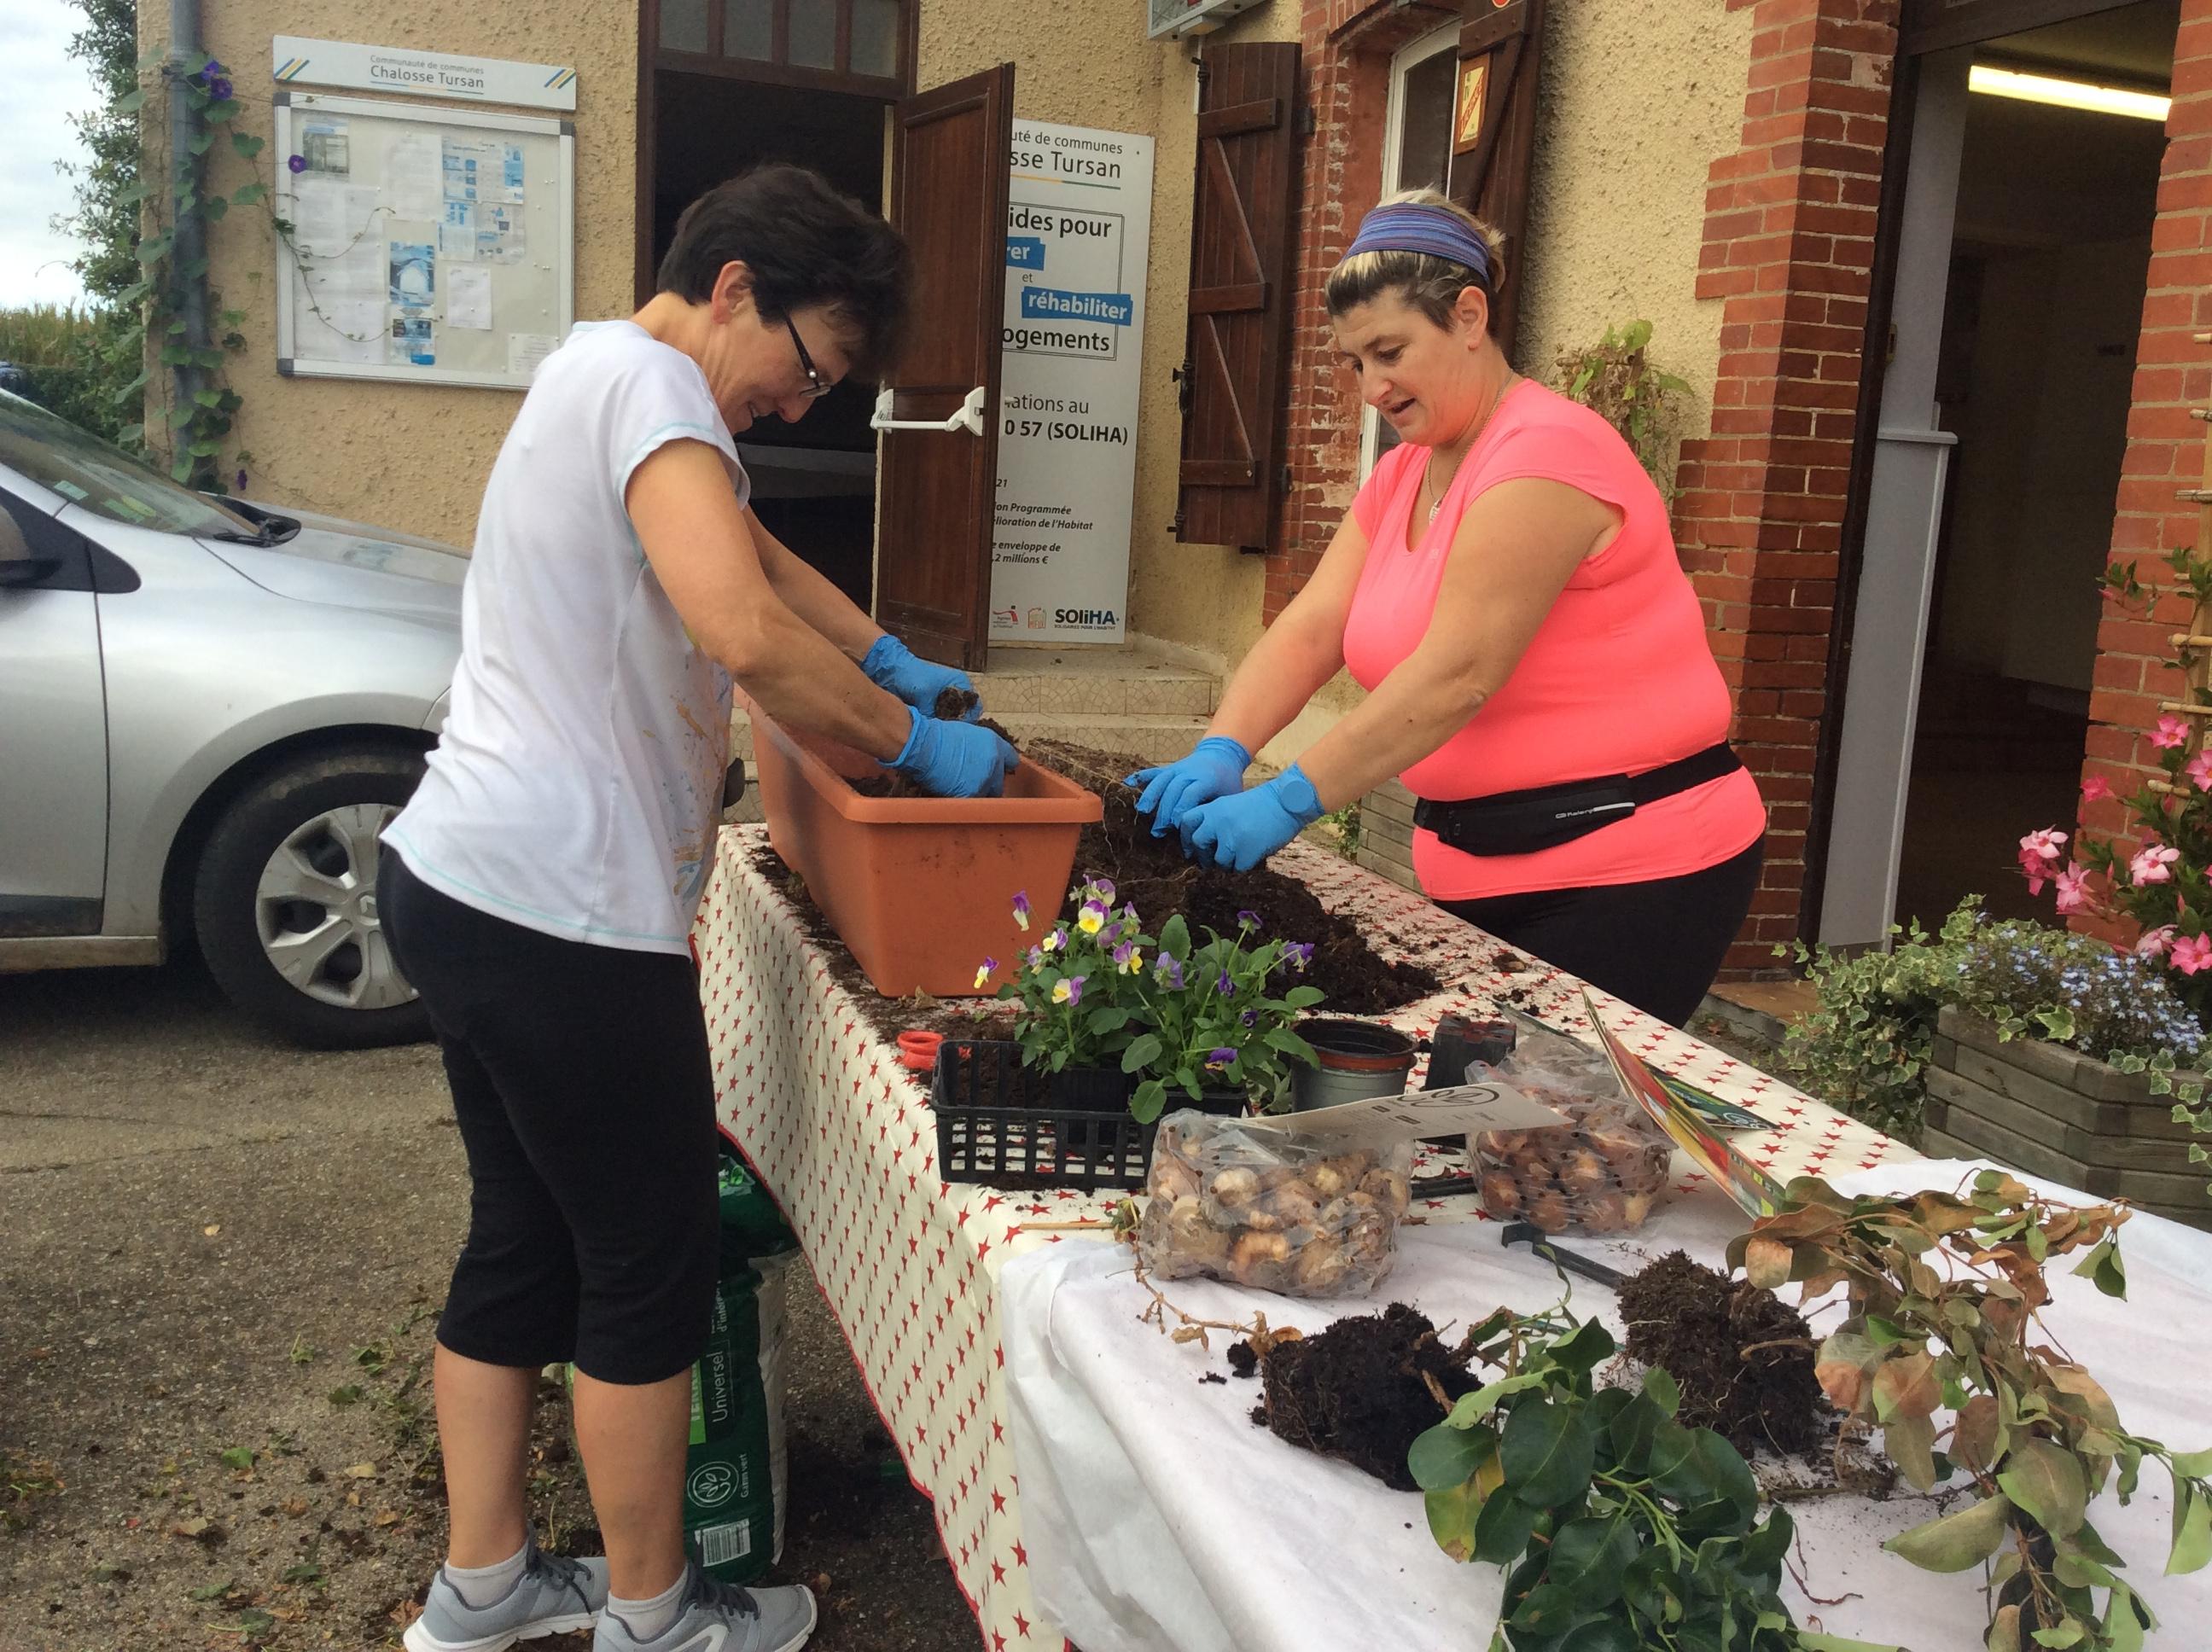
xmin=690 ymin=827 xmax=1915 ymax=1652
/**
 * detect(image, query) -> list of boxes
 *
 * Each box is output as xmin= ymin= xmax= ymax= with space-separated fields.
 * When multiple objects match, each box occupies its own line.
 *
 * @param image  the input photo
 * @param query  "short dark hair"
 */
xmin=657 ymin=163 xmax=913 ymax=381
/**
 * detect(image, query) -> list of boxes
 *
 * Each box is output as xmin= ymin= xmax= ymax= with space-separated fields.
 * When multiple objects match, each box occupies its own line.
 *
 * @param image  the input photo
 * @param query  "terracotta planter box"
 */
xmin=743 ymin=697 xmax=1101 ymax=998
xmin=1925 ymin=1006 xmax=2211 ymax=1230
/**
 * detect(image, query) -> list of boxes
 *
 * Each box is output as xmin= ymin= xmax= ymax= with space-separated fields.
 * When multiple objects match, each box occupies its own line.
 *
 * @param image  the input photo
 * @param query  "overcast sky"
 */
xmin=0 ymin=3 xmax=100 ymax=308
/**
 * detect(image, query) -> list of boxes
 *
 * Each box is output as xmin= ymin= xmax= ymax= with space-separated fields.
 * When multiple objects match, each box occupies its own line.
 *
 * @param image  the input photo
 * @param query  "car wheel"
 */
xmin=193 ymin=747 xmax=431 ymax=1049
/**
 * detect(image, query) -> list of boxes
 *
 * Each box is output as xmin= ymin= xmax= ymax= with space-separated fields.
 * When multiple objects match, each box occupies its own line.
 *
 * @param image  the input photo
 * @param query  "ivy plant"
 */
xmin=1553 ymin=319 xmax=1692 ymax=497
xmin=1406 ymin=1304 xmax=1883 ymax=1651
xmin=1732 ymin=1171 xmax=2212 ymax=1651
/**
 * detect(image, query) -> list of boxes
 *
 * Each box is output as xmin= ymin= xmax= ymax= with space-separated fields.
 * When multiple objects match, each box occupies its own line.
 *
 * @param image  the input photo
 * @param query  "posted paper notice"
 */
xmin=445 ymin=265 xmax=492 ymax=330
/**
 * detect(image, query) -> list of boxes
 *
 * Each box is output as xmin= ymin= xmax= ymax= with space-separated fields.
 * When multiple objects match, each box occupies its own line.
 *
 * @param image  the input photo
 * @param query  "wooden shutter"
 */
xmin=1175 ymin=40 xmax=1299 ymax=551
xmin=876 ymin=64 xmax=1013 ymax=671
xmin=1448 ymin=0 xmax=1545 ymax=358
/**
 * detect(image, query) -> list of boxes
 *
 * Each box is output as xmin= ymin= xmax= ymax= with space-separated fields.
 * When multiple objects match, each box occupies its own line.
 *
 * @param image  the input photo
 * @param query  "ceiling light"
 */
xmin=1969 ymin=63 xmax=2170 ymax=123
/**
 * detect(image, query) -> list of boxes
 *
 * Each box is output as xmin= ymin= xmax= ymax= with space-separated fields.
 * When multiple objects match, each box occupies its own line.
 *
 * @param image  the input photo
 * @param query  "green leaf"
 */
xmin=1159 ymin=914 xmax=1190 ymax=960
xmin=207 ymin=98 xmax=241 ymax=122
xmin=117 ymin=89 xmax=147 ymax=113
xmin=201 ymin=195 xmax=229 ymax=221
xmin=1641 ymin=1366 xmax=1681 ymax=1418
xmin=230 ymin=131 xmax=265 ymax=159
xmin=1283 ymin=985 xmax=1324 ymax=1009
xmin=1130 ymin=1080 xmax=1165 ymax=1125
xmin=2170 ymin=1480 xmax=2212 ymax=1574
xmin=231 ymin=181 xmax=269 ymax=206
xmin=1548 ymin=1509 xmax=1637 ymax=1609
xmin=1501 ymin=1400 xmax=1597 ymax=1509
xmin=1423 ymin=1477 xmax=1482 ymax=1562
xmin=2029 ymin=1624 xmax=2086 ymax=1649
xmin=187 ymin=129 xmax=216 ymax=156
xmin=1473 ymin=1480 xmax=1539 ymax=1564
xmin=1086 ymin=1006 xmax=1132 ymax=1035
xmin=1557 ymin=1620 xmax=1640 ymax=1652
xmin=1606 ymin=1393 xmax=1662 ymax=1474
xmin=1409 ymin=1420 xmax=1493 ymax=1492
xmin=1999 ymin=1438 xmax=2088 ymax=1539
xmin=217 ymin=1446 xmax=254 ymax=1472
xmin=2071 ymin=1236 xmax=2128 ymax=1299
xmin=2166 ymin=1447 xmax=2212 ymax=1477
xmin=1884 ymin=1493 xmax=2015 ymax=1573
xmin=1548 ymin=1318 xmax=1616 ymax=1376
xmin=1119 ymin=1034 xmax=1161 ymax=1073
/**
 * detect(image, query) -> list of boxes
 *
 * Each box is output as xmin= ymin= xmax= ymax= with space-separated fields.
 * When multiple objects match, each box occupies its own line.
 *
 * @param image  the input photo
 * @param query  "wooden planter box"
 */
xmin=1925 ymin=1007 xmax=2212 ymax=1230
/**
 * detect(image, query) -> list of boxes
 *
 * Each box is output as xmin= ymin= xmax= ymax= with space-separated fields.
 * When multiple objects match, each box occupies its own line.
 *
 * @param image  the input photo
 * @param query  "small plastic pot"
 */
xmin=1289 ymin=1019 xmax=1417 ymax=1113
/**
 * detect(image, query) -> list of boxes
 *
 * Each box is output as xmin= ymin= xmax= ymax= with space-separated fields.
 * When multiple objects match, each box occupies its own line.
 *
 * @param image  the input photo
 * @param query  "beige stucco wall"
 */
xmin=151 ymin=3 xmax=637 ymax=545
xmin=1513 ymin=0 xmax=1756 ymax=464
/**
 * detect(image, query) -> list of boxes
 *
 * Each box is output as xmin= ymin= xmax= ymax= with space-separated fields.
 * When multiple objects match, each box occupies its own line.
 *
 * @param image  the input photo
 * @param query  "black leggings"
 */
xmin=378 ymin=851 xmax=719 ymax=1385
xmin=1435 ymin=841 xmax=1763 ymax=1027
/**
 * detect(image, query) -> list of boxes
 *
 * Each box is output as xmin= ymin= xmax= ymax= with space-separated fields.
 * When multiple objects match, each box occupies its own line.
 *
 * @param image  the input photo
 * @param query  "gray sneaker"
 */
xmin=591 ymin=1562 xmax=816 ymax=1652
xmin=403 ymin=1536 xmax=608 ymax=1652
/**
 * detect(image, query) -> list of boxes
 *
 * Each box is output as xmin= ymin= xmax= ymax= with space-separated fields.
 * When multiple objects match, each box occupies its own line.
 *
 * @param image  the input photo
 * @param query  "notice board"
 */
xmin=272 ymin=91 xmax=573 ymax=390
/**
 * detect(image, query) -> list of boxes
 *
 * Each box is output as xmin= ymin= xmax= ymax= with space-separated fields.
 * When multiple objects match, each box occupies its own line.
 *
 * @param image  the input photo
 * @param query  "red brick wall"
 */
xmin=1677 ymin=0 xmax=1897 ymax=971
xmin=2077 ymin=0 xmax=2212 ymax=904
xmin=1266 ymin=0 xmax=1448 ymax=622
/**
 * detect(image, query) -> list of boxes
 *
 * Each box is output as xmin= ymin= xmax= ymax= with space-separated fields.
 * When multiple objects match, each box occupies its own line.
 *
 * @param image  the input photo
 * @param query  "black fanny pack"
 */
xmin=1412 ymin=742 xmax=1743 ymax=858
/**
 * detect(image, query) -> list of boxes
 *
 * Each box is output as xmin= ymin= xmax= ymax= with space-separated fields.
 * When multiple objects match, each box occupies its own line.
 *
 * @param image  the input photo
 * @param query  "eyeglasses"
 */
xmin=782 ymin=314 xmax=835 ymax=402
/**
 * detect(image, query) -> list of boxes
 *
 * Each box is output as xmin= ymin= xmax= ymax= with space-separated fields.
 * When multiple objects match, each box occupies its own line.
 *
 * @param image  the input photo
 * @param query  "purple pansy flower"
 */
xmin=1240 ymin=1009 xmax=1259 ymax=1027
xmin=1215 ymin=971 xmax=1235 ymax=998
xmin=1155 ymin=957 xmax=1185 ymax=991
xmin=1011 ymin=890 xmax=1031 ymax=931
xmin=1204 ymin=1047 xmax=1238 ymax=1069
xmin=1283 ymin=941 xmax=1314 ymax=972
xmin=1091 ymin=876 xmax=1115 ymax=902
xmin=1051 ymin=974 xmax=1086 ymax=1007
xmin=1237 ymin=909 xmax=1260 ymax=930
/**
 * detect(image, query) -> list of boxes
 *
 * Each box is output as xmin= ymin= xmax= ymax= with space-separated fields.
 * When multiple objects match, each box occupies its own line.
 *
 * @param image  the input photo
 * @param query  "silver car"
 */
xmin=0 ymin=389 xmax=461 ymax=1047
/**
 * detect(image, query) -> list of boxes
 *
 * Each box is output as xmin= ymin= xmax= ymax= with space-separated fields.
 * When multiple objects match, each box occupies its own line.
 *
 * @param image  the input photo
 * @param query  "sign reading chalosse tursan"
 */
xmin=992 ymin=120 xmax=1154 ymax=647
xmin=271 ymin=37 xmax=577 ymax=113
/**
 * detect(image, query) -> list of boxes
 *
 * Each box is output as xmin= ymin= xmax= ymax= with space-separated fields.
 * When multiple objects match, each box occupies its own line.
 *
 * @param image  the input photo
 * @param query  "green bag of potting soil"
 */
xmin=687 ymin=1155 xmax=798 ymax=1584
xmin=565 ymin=1155 xmax=797 ymax=1585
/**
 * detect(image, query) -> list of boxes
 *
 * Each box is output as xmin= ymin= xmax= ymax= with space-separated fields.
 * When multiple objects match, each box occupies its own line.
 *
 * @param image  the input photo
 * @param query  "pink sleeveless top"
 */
xmin=1342 ymin=381 xmax=1765 ymax=901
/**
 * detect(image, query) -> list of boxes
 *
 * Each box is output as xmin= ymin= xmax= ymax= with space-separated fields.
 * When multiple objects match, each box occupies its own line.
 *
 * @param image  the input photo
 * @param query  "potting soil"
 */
xmin=1240 ymin=1301 xmax=1476 ymax=1490
xmin=1615 ymin=1249 xmax=1825 ymax=1456
xmin=1027 ymin=741 xmax=1441 ymax=1016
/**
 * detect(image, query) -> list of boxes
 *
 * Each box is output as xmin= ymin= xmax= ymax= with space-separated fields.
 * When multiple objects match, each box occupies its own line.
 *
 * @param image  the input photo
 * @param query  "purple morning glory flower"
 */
xmin=1237 ymin=909 xmax=1260 ymax=930
xmin=288 ymin=154 xmax=307 ymax=174
xmin=1204 ymin=1047 xmax=1237 ymax=1069
xmin=207 ymin=76 xmax=233 ymax=102
xmin=234 ymin=468 xmax=247 ymax=491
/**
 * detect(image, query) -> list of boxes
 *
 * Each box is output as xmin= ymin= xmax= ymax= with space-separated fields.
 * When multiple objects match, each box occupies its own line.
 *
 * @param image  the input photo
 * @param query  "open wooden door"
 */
xmin=1447 ymin=0 xmax=1545 ymax=357
xmin=874 ymin=63 xmax=1013 ymax=671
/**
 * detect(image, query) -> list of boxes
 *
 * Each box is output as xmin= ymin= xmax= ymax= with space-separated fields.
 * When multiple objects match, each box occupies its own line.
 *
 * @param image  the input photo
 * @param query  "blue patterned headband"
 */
xmin=1344 ymin=204 xmax=1492 ymax=283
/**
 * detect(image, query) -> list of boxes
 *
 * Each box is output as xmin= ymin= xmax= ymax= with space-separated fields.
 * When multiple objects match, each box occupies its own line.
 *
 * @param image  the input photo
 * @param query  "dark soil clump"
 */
xmin=1616 ymin=1250 xmax=1824 ymax=1456
xmin=1245 ymin=1302 xmax=1475 ymax=1490
xmin=1028 ymin=741 xmax=1441 ymax=1016
xmin=849 ymin=687 xmax=1021 ymax=799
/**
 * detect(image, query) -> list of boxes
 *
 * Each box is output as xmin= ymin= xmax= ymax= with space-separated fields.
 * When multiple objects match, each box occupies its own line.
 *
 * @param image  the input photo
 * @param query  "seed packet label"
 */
xmin=1237 ymin=1081 xmax=1569 ymax=1149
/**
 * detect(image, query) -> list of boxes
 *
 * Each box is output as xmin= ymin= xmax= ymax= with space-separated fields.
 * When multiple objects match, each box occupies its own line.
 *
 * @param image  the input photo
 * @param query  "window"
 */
xmin=1360 ymin=24 xmax=1459 ymax=482
xmin=652 ymin=0 xmax=910 ymax=91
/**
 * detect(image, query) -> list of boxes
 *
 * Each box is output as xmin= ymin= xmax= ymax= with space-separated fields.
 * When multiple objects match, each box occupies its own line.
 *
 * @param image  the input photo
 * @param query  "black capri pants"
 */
xmin=1435 ymin=840 xmax=1764 ymax=1028
xmin=378 ymin=850 xmax=719 ymax=1385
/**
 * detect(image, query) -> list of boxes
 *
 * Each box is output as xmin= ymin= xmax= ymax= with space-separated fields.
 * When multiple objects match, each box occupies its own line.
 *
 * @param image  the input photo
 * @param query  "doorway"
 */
xmin=1816 ymin=0 xmax=2178 ymax=945
xmin=1893 ymin=4 xmax=2173 ymax=928
xmin=649 ymin=72 xmax=889 ymax=611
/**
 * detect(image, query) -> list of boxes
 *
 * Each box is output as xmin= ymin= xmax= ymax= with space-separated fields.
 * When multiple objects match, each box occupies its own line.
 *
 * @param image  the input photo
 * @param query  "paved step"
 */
xmin=970 ymin=649 xmax=1217 ymax=716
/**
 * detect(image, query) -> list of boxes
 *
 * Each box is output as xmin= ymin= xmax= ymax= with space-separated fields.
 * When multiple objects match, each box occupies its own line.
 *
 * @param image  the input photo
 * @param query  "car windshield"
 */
xmin=0 ymin=389 xmax=258 ymax=537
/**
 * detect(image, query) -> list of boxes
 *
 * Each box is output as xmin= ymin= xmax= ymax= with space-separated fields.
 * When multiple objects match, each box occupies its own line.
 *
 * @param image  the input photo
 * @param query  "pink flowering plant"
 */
xmin=992 ymin=877 xmax=1322 ymax=1122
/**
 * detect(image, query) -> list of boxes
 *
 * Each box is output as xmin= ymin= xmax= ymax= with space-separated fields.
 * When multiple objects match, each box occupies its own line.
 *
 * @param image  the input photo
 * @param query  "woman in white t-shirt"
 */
xmin=379 ymin=166 xmax=1011 ymax=1652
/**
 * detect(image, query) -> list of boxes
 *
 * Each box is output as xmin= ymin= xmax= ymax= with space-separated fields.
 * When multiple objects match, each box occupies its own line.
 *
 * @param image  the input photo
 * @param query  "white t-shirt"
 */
xmin=387 ymin=320 xmax=746 ymax=954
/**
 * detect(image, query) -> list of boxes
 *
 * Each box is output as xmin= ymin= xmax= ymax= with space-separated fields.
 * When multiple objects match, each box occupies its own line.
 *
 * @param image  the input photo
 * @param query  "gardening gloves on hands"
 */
xmin=862 ymin=634 xmax=981 ymax=721
xmin=1179 ymin=765 xmax=1324 ymax=873
xmin=885 ymin=704 xmax=1020 ymax=798
xmin=1127 ymin=736 xmax=1253 ymax=838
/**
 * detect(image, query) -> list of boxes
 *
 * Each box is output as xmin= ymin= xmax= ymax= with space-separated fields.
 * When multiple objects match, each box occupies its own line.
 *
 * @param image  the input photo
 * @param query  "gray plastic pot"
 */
xmin=1289 ymin=1019 xmax=1417 ymax=1113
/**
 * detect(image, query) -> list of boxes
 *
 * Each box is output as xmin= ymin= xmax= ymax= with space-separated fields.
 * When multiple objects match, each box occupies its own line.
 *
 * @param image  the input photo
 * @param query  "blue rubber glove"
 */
xmin=1126 ymin=736 xmax=1253 ymax=838
xmin=861 ymin=634 xmax=980 ymax=720
xmin=885 ymin=704 xmax=1019 ymax=798
xmin=1179 ymin=765 xmax=1325 ymax=872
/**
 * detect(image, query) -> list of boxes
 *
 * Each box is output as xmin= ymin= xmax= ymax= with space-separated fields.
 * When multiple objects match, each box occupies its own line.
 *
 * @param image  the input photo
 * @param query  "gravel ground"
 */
xmin=0 ymin=957 xmax=978 ymax=1652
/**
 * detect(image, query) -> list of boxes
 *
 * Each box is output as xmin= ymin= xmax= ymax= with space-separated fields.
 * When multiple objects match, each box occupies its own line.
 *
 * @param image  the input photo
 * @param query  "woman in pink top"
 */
xmin=1131 ymin=191 xmax=1764 ymax=1025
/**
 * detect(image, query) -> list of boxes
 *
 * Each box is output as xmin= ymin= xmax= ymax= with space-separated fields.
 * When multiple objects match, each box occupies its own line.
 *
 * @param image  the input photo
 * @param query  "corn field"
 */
xmin=0 ymin=301 xmax=136 ymax=443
